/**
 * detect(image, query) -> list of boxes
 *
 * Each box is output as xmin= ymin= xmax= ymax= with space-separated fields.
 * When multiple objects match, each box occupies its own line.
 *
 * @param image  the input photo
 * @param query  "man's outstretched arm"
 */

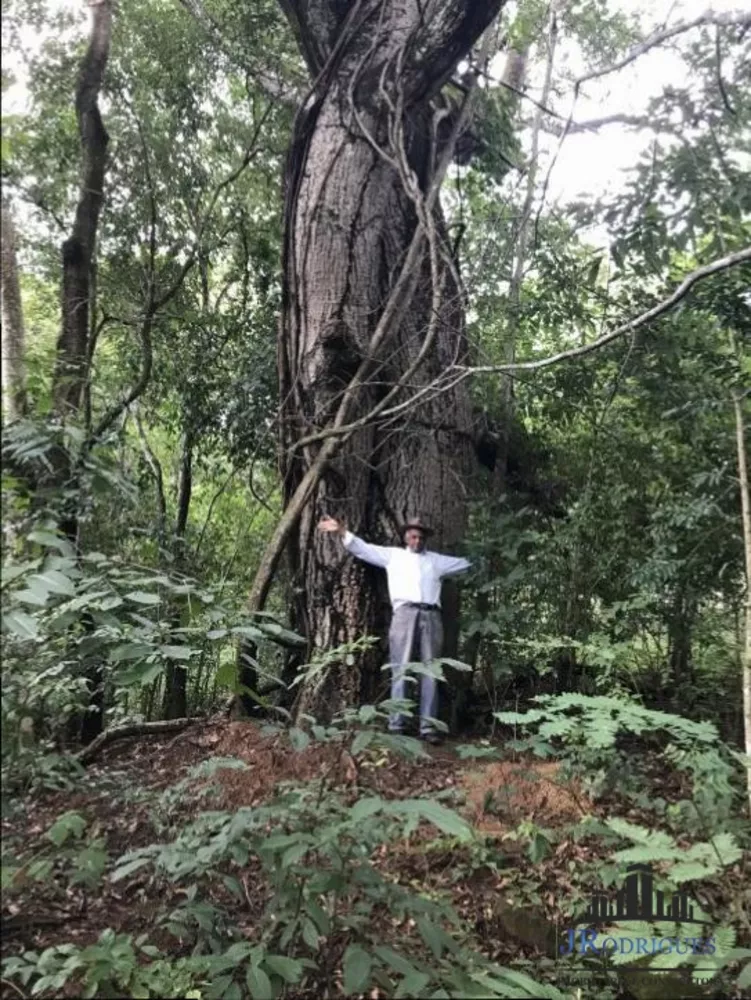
xmin=434 ymin=552 xmax=472 ymax=577
xmin=318 ymin=517 xmax=392 ymax=569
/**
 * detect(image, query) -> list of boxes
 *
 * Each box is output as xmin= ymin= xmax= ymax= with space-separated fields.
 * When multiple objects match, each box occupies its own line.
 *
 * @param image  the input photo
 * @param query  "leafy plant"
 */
xmin=496 ymin=694 xmax=741 ymax=831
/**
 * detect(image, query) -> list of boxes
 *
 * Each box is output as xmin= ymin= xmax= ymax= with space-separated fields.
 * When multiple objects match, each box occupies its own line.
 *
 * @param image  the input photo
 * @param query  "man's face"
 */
xmin=404 ymin=528 xmax=426 ymax=553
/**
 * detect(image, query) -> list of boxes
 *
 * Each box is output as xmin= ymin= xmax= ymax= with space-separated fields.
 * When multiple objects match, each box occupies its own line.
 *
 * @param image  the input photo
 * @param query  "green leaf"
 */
xmin=436 ymin=657 xmax=472 ymax=672
xmin=301 ymin=918 xmax=319 ymax=949
xmin=281 ymin=843 xmax=309 ymax=867
xmin=3 ymin=609 xmax=39 ymax=638
xmin=304 ymin=899 xmax=331 ymax=934
xmin=160 ymin=645 xmax=195 ymax=660
xmin=110 ymin=643 xmax=152 ymax=662
xmin=124 ymin=591 xmax=162 ymax=605
xmin=351 ymin=797 xmax=384 ymax=822
xmin=737 ymin=958 xmax=751 ymax=990
xmin=289 ymin=727 xmax=310 ymax=751
xmin=119 ymin=661 xmax=164 ymax=687
xmin=668 ymin=860 xmax=716 ymax=882
xmin=264 ymin=955 xmax=302 ymax=984
xmin=28 ymin=530 xmax=74 ymax=555
xmin=395 ymin=800 xmax=472 ymax=840
xmin=109 ymin=855 xmax=152 ymax=882
xmin=224 ymin=981 xmax=243 ymax=1000
xmin=31 ymin=570 xmax=76 ymax=596
xmin=14 ymin=586 xmax=52 ymax=606
xmin=253 ymin=621 xmax=307 ymax=646
xmin=373 ymin=947 xmax=419 ymax=977
xmin=343 ymin=946 xmax=372 ymax=994
xmin=416 ymin=917 xmax=446 ymax=959
xmin=46 ymin=811 xmax=86 ymax=847
xmin=231 ymin=625 xmax=265 ymax=641
xmin=395 ymin=971 xmax=430 ymax=997
xmin=351 ymin=730 xmax=374 ymax=755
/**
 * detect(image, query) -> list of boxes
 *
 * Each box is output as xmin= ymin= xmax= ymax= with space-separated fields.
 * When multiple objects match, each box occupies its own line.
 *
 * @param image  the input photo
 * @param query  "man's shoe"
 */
xmin=420 ymin=732 xmax=442 ymax=746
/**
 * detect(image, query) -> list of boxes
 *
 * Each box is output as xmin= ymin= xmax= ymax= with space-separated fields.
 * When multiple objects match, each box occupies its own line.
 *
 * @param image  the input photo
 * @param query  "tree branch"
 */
xmin=289 ymin=247 xmax=751 ymax=444
xmin=179 ymin=0 xmax=302 ymax=104
xmin=76 ymin=716 xmax=202 ymax=764
xmin=453 ymin=246 xmax=751 ymax=375
xmin=576 ymin=10 xmax=751 ymax=87
xmin=544 ymin=113 xmax=681 ymax=136
xmin=86 ymin=107 xmax=271 ymax=447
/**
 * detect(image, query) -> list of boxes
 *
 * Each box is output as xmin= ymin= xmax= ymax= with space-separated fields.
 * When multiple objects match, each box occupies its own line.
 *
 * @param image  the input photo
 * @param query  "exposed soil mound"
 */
xmin=460 ymin=760 xmax=588 ymax=834
xmin=207 ymin=723 xmax=460 ymax=808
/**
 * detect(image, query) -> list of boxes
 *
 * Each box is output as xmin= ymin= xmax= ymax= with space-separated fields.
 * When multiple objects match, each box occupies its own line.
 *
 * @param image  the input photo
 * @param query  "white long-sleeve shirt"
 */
xmin=342 ymin=531 xmax=471 ymax=609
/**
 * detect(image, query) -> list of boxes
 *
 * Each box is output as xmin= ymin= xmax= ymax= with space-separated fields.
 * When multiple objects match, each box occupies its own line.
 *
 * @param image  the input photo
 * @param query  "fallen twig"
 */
xmin=76 ymin=717 xmax=203 ymax=764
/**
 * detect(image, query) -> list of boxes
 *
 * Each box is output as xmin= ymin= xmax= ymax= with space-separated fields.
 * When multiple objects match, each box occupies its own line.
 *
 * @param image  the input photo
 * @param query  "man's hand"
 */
xmin=318 ymin=516 xmax=345 ymax=536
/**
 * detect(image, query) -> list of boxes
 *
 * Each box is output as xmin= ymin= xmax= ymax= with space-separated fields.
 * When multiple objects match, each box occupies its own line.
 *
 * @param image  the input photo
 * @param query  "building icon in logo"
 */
xmin=584 ymin=863 xmax=708 ymax=926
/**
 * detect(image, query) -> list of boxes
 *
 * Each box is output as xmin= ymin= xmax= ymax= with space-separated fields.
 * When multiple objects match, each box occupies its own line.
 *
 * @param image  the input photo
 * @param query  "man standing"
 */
xmin=317 ymin=515 xmax=471 ymax=743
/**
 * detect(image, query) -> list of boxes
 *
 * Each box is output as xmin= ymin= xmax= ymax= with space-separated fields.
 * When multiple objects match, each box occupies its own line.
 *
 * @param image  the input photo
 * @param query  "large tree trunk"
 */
xmin=275 ymin=0 xmax=505 ymax=720
xmin=1 ymin=197 xmax=27 ymax=422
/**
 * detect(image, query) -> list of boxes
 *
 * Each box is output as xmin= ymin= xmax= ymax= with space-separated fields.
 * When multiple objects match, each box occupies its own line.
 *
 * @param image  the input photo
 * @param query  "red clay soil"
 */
xmin=204 ymin=723 xmax=590 ymax=831
xmin=461 ymin=760 xmax=588 ymax=834
xmin=3 ymin=718 xmax=748 ymax=1000
xmin=0 ymin=718 xmax=593 ymax=1000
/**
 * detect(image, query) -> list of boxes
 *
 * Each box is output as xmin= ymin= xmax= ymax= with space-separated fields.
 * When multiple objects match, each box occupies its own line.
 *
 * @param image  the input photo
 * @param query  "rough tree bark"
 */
xmin=271 ymin=0 xmax=506 ymax=720
xmin=55 ymin=0 xmax=113 ymax=746
xmin=53 ymin=0 xmax=112 ymax=418
xmin=1 ymin=197 xmax=27 ymax=421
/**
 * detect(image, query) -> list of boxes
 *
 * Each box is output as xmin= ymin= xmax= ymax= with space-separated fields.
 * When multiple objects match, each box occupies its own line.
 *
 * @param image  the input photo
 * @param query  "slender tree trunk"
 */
xmin=53 ymin=0 xmax=112 ymax=418
xmin=164 ymin=429 xmax=193 ymax=719
xmin=273 ymin=0 xmax=505 ymax=720
xmin=60 ymin=0 xmax=113 ymax=746
xmin=733 ymin=386 xmax=751 ymax=815
xmin=1 ymin=197 xmax=27 ymax=421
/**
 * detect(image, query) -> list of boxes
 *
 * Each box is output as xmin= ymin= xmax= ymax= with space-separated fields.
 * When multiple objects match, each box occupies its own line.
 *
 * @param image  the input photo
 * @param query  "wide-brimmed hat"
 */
xmin=400 ymin=516 xmax=434 ymax=538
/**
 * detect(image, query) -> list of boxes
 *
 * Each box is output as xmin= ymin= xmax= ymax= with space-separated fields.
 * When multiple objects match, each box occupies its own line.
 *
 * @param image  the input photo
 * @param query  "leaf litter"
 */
xmin=2 ymin=717 xmax=746 ymax=997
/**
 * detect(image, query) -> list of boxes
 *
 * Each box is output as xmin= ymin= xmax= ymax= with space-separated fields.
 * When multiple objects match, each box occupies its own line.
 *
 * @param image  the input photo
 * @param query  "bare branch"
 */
xmin=545 ymin=113 xmax=680 ymax=136
xmin=453 ymin=246 xmax=751 ymax=375
xmin=289 ymin=247 xmax=751 ymax=446
xmin=576 ymin=10 xmax=751 ymax=87
xmin=715 ymin=24 xmax=737 ymax=116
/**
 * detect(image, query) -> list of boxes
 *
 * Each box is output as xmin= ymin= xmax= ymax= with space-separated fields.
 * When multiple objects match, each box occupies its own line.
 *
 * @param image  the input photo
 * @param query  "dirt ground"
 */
xmin=1 ymin=719 xmax=745 ymax=999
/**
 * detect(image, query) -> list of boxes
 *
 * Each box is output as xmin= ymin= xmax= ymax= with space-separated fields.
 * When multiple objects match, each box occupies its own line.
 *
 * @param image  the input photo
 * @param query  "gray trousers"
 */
xmin=388 ymin=604 xmax=443 ymax=734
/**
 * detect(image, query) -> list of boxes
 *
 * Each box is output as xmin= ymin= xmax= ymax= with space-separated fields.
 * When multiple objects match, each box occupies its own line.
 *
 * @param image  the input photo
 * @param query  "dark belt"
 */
xmin=403 ymin=602 xmax=440 ymax=612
